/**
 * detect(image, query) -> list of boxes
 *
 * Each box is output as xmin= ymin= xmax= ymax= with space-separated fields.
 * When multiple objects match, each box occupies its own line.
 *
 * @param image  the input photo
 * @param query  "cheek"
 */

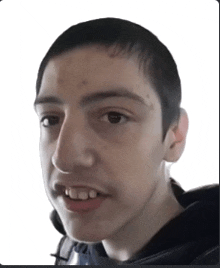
xmin=39 ymin=142 xmax=47 ymax=170
xmin=39 ymin=140 xmax=54 ymax=183
xmin=109 ymin=131 xmax=162 ymax=174
xmin=101 ymin=128 xmax=163 ymax=196
xmin=135 ymin=116 xmax=164 ymax=167
xmin=103 ymin=142 xmax=156 ymax=192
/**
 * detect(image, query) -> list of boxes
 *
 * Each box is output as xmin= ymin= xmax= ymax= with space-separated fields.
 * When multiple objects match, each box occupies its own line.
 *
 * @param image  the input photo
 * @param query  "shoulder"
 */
xmin=190 ymin=246 xmax=219 ymax=265
xmin=51 ymin=235 xmax=77 ymax=265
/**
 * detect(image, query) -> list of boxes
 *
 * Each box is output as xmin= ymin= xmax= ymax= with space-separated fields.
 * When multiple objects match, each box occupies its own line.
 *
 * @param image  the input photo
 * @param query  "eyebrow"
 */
xmin=34 ymin=96 xmax=63 ymax=108
xmin=80 ymin=88 xmax=147 ymax=107
xmin=34 ymin=88 xmax=147 ymax=109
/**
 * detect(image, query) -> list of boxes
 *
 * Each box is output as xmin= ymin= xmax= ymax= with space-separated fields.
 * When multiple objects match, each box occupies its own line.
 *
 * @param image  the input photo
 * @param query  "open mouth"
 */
xmin=65 ymin=192 xmax=102 ymax=201
xmin=62 ymin=193 xmax=106 ymax=213
xmin=64 ymin=187 xmax=104 ymax=201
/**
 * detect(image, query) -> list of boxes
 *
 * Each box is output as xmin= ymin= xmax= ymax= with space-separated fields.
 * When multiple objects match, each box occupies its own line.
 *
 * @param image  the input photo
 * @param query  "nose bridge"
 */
xmin=52 ymin=113 xmax=95 ymax=173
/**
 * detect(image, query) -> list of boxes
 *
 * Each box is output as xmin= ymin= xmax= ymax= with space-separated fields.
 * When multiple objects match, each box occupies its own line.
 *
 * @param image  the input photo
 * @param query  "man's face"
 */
xmin=35 ymin=46 xmax=169 ymax=243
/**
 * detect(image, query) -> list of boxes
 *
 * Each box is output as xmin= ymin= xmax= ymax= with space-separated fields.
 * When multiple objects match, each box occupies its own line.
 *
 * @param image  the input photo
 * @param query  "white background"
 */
xmin=0 ymin=0 xmax=218 ymax=265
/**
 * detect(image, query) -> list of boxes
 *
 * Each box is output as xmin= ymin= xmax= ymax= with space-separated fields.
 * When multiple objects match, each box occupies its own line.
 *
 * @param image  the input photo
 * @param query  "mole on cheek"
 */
xmin=146 ymin=94 xmax=154 ymax=111
xmin=57 ymin=78 xmax=65 ymax=85
xmin=78 ymin=79 xmax=89 ymax=88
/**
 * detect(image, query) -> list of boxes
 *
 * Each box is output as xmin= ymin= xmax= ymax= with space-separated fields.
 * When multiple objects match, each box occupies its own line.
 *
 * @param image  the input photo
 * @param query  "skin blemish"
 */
xmin=82 ymin=79 xmax=88 ymax=85
xmin=78 ymin=79 xmax=89 ymax=88
xmin=146 ymin=94 xmax=154 ymax=111
xmin=57 ymin=78 xmax=65 ymax=85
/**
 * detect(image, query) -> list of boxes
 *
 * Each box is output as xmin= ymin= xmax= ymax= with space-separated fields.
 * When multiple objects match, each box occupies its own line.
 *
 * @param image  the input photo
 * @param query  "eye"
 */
xmin=40 ymin=116 xmax=59 ymax=127
xmin=101 ymin=112 xmax=128 ymax=124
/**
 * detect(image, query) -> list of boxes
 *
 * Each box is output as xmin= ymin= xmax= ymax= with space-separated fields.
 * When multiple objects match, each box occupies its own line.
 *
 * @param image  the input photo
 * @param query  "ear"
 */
xmin=164 ymin=108 xmax=189 ymax=163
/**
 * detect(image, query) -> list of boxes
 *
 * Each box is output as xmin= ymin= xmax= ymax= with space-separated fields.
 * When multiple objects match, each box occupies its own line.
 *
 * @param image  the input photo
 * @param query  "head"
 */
xmin=36 ymin=17 xmax=182 ymax=142
xmin=34 ymin=18 xmax=188 ymax=243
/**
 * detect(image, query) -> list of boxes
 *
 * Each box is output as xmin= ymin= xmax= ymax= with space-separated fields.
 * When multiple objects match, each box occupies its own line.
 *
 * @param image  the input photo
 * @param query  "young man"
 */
xmin=34 ymin=18 xmax=219 ymax=265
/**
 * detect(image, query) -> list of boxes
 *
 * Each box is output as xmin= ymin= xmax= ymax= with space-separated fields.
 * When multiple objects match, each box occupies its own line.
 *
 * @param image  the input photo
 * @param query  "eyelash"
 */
xmin=40 ymin=111 xmax=129 ymax=128
xmin=100 ymin=111 xmax=129 ymax=124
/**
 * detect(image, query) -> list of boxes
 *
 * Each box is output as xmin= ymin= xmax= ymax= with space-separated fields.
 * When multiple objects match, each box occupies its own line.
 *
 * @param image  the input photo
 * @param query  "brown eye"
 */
xmin=107 ymin=112 xmax=123 ymax=124
xmin=100 ymin=111 xmax=128 ymax=124
xmin=41 ymin=116 xmax=59 ymax=127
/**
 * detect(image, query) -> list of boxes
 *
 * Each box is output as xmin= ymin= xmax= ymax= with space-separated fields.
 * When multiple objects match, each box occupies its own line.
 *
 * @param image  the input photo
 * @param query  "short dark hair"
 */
xmin=36 ymin=17 xmax=181 ymax=142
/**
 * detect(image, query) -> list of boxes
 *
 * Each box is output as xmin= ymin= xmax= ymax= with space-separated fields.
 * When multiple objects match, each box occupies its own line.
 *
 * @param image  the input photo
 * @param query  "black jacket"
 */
xmin=51 ymin=179 xmax=219 ymax=265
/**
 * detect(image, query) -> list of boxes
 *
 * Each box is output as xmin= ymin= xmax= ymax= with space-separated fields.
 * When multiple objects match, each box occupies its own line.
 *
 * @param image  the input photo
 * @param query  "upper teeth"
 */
xmin=65 ymin=188 xmax=98 ymax=200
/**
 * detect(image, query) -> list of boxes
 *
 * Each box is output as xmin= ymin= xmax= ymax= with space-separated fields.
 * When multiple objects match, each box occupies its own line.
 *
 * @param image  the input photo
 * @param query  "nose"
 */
xmin=52 ymin=117 xmax=96 ymax=174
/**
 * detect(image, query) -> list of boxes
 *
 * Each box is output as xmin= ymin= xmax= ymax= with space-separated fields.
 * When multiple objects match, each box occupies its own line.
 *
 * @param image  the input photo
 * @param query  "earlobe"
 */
xmin=164 ymin=108 xmax=189 ymax=163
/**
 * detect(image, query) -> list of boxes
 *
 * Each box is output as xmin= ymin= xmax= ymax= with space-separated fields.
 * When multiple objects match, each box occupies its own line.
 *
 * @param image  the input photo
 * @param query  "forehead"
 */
xmin=38 ymin=46 xmax=159 ymax=108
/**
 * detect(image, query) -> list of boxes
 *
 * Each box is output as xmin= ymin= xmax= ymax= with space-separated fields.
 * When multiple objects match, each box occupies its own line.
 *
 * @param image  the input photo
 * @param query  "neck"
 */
xmin=102 ymin=176 xmax=184 ymax=263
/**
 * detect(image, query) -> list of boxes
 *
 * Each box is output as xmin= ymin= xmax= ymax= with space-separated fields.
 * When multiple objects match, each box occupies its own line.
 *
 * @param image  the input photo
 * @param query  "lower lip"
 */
xmin=62 ymin=195 xmax=106 ymax=213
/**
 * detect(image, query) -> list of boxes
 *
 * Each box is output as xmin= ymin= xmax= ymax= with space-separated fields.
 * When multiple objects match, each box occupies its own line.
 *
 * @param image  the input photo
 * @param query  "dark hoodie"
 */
xmin=50 ymin=179 xmax=219 ymax=265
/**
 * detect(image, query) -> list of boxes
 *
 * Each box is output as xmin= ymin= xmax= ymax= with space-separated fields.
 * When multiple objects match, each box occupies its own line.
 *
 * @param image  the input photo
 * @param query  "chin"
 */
xmin=67 ymin=230 xmax=104 ymax=244
xmin=64 ymin=222 xmax=107 ymax=243
xmin=61 ymin=212 xmax=118 ymax=243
